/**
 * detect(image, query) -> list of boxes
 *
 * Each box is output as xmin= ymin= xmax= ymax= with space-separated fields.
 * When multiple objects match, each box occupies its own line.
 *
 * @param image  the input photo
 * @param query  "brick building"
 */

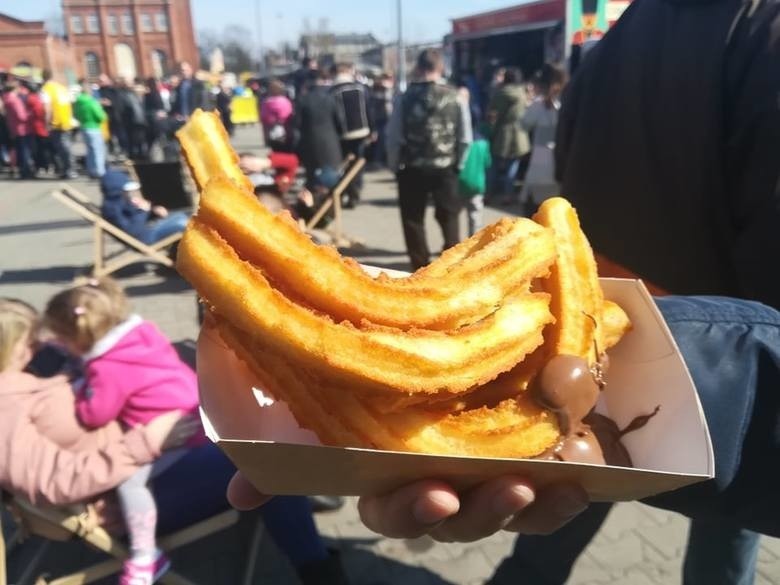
xmin=62 ymin=0 xmax=198 ymax=80
xmin=0 ymin=13 xmax=77 ymax=84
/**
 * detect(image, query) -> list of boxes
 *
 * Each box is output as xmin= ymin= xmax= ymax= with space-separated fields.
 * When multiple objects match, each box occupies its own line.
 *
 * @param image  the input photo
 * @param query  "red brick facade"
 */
xmin=0 ymin=14 xmax=77 ymax=84
xmin=62 ymin=0 xmax=198 ymax=80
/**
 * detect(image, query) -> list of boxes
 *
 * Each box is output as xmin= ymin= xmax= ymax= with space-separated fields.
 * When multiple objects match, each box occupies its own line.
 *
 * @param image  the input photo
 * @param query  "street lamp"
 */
xmin=255 ymin=0 xmax=264 ymax=74
xmin=397 ymin=0 xmax=406 ymax=91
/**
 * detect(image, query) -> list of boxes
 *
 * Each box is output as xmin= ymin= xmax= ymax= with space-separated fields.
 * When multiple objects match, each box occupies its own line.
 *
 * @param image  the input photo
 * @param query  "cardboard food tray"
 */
xmin=197 ymin=276 xmax=714 ymax=502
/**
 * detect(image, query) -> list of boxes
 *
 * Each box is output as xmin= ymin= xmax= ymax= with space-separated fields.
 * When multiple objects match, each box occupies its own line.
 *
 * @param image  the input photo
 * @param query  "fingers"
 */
xmin=226 ymin=472 xmax=272 ymax=511
xmin=357 ymin=479 xmax=589 ymax=543
xmin=358 ymin=480 xmax=460 ymax=539
xmin=505 ymin=483 xmax=589 ymax=535
xmin=430 ymin=476 xmax=536 ymax=542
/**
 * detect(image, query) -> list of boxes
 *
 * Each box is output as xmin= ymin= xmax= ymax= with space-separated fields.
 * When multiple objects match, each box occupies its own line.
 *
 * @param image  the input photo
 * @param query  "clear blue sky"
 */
xmin=3 ymin=0 xmax=517 ymax=48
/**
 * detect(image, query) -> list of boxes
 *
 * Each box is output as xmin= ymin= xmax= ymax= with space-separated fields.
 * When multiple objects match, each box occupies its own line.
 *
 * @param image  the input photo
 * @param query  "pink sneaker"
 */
xmin=119 ymin=552 xmax=171 ymax=585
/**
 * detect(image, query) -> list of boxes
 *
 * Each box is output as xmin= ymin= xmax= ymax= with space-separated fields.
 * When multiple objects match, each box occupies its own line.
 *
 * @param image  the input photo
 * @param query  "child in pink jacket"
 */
xmin=44 ymin=278 xmax=203 ymax=585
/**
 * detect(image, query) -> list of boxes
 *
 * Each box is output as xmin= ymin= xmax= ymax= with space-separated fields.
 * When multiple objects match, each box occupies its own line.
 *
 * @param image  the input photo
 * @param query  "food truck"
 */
xmin=449 ymin=0 xmax=630 ymax=81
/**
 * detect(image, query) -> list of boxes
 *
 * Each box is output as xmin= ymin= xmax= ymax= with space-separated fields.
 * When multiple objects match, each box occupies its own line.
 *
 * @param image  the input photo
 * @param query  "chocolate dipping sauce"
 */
xmin=531 ymin=354 xmax=659 ymax=467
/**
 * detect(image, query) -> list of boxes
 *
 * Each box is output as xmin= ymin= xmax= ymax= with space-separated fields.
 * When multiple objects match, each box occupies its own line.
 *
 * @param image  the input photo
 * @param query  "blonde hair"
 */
xmin=0 ymin=298 xmax=39 ymax=371
xmin=44 ymin=277 xmax=131 ymax=353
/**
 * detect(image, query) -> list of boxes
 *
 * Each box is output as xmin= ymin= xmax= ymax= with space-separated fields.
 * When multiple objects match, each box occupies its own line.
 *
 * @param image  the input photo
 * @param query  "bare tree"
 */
xmin=198 ymin=26 xmax=254 ymax=73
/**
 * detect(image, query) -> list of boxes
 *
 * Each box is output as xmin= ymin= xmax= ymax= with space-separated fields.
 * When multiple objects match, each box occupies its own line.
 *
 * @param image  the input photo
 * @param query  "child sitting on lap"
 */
xmin=44 ymin=277 xmax=204 ymax=585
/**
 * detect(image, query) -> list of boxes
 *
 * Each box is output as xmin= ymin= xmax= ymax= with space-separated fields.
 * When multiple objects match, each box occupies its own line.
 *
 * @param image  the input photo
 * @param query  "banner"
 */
xmin=566 ymin=0 xmax=607 ymax=48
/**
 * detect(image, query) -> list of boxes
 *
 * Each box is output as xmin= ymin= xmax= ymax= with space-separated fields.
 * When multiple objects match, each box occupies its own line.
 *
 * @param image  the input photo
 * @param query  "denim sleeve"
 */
xmin=641 ymin=296 xmax=780 ymax=536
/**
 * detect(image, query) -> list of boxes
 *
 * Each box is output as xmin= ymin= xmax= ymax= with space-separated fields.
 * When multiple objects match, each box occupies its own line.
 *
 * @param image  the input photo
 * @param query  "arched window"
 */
xmin=84 ymin=52 xmax=101 ymax=78
xmin=15 ymin=60 xmax=32 ymax=68
xmin=151 ymin=49 xmax=168 ymax=79
xmin=113 ymin=43 xmax=137 ymax=80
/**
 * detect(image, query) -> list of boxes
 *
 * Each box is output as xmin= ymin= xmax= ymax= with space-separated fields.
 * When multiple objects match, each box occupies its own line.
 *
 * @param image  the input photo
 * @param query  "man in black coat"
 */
xmin=170 ymin=61 xmax=209 ymax=121
xmin=291 ymin=68 xmax=344 ymax=191
xmin=489 ymin=0 xmax=780 ymax=583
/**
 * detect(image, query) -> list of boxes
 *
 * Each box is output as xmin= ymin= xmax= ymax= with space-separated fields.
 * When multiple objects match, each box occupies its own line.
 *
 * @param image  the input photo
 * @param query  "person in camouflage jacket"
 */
xmin=386 ymin=49 xmax=472 ymax=269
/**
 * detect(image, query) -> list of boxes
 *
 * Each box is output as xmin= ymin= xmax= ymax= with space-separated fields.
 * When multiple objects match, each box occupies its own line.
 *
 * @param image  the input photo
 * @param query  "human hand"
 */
xmin=224 ymin=472 xmax=588 ymax=542
xmin=151 ymin=205 xmax=169 ymax=218
xmin=357 ymin=477 xmax=588 ymax=542
xmin=131 ymin=197 xmax=152 ymax=211
xmin=145 ymin=411 xmax=201 ymax=451
xmin=238 ymin=154 xmax=271 ymax=174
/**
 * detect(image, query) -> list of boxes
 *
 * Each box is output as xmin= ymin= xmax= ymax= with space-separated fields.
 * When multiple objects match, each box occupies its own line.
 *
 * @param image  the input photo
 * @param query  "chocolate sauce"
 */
xmin=530 ymin=353 xmax=656 ymax=467
xmin=583 ymin=413 xmax=632 ymax=467
xmin=531 ymin=355 xmax=600 ymax=435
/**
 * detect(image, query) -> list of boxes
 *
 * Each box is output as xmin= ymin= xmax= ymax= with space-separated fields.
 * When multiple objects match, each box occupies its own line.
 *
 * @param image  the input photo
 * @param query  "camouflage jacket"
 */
xmin=391 ymin=81 xmax=466 ymax=171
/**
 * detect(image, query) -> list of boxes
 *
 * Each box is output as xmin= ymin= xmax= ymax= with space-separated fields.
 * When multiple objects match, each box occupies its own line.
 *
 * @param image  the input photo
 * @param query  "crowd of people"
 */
xmin=0 ymin=61 xmax=209 ymax=181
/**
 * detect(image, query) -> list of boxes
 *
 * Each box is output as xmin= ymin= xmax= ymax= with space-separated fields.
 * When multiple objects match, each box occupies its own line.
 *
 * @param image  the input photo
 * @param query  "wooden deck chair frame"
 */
xmin=51 ymin=185 xmax=181 ymax=278
xmin=1 ymin=492 xmax=263 ymax=585
xmin=304 ymin=155 xmax=366 ymax=242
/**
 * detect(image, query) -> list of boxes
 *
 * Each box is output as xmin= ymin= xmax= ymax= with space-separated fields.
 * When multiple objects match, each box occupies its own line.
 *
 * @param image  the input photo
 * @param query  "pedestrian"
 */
xmin=368 ymin=72 xmax=394 ymax=169
xmin=330 ymin=62 xmax=373 ymax=208
xmin=143 ymin=77 xmax=168 ymax=160
xmin=170 ymin=61 xmax=209 ymax=124
xmin=114 ymin=78 xmax=147 ymax=161
xmin=456 ymin=87 xmax=491 ymax=236
xmin=98 ymin=74 xmax=126 ymax=158
xmin=73 ymin=79 xmax=107 ymax=178
xmin=519 ymin=64 xmax=566 ymax=212
xmin=22 ymin=81 xmax=50 ymax=175
xmin=260 ymin=79 xmax=293 ymax=151
xmin=291 ymin=68 xmax=343 ymax=195
xmin=386 ymin=48 xmax=472 ymax=270
xmin=215 ymin=81 xmax=234 ymax=137
xmin=486 ymin=67 xmax=530 ymax=206
xmin=41 ymin=69 xmax=77 ymax=178
xmin=2 ymin=79 xmax=34 ymax=179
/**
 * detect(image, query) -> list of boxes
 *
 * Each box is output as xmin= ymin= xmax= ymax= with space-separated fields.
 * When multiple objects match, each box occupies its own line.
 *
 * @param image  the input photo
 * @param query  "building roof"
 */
xmin=333 ymin=33 xmax=379 ymax=45
xmin=0 ymin=12 xmax=46 ymax=33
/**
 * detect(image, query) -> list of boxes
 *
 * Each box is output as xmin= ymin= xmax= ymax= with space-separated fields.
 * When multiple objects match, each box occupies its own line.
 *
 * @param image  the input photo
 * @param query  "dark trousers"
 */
xmin=340 ymin=138 xmax=366 ymax=204
xmin=13 ymin=135 xmax=34 ymax=178
xmin=49 ymin=129 xmax=73 ymax=176
xmin=397 ymin=167 xmax=461 ymax=270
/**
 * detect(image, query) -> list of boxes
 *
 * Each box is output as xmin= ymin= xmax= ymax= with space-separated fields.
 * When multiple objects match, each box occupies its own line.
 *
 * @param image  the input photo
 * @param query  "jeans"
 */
xmin=50 ymin=129 xmax=74 ymax=176
xmin=490 ymin=295 xmax=780 ymax=584
xmin=153 ymin=443 xmax=328 ymax=570
xmin=465 ymin=194 xmax=484 ymax=237
xmin=143 ymin=211 xmax=189 ymax=244
xmin=14 ymin=134 xmax=34 ymax=178
xmin=490 ymin=156 xmax=519 ymax=199
xmin=82 ymin=128 xmax=106 ymax=178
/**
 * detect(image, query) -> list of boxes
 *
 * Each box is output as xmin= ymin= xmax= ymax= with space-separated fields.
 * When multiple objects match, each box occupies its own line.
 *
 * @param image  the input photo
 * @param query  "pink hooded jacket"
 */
xmin=76 ymin=316 xmax=203 ymax=444
xmin=0 ymin=371 xmax=160 ymax=505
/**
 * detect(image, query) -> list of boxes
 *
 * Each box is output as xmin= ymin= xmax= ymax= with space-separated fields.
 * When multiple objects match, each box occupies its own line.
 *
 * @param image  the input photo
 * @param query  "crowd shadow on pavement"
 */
xmin=364 ymin=198 xmax=398 ymax=208
xmin=123 ymin=274 xmax=192 ymax=297
xmin=0 ymin=219 xmax=86 ymax=235
xmin=0 ymin=265 xmax=88 ymax=284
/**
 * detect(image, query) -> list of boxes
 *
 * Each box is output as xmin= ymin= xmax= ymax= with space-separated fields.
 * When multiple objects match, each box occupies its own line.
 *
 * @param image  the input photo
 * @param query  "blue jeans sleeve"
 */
xmin=641 ymin=296 xmax=780 ymax=536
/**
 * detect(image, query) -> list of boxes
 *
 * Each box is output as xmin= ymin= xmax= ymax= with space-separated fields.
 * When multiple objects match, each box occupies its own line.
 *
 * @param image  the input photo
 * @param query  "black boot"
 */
xmin=297 ymin=549 xmax=351 ymax=585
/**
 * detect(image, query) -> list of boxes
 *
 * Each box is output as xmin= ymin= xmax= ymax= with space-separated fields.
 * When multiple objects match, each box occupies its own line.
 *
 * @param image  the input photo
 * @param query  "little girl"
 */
xmin=44 ymin=278 xmax=203 ymax=585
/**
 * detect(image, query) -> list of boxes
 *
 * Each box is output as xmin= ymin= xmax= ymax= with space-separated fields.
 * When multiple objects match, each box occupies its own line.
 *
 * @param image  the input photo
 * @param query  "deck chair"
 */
xmin=304 ymin=155 xmax=366 ymax=247
xmin=51 ymin=185 xmax=181 ymax=278
xmin=0 ymin=452 xmax=264 ymax=585
xmin=126 ymin=161 xmax=196 ymax=211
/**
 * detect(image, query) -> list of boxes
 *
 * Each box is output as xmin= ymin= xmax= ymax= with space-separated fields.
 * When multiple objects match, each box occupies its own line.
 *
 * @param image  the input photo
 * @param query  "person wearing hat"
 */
xmin=100 ymin=169 xmax=189 ymax=245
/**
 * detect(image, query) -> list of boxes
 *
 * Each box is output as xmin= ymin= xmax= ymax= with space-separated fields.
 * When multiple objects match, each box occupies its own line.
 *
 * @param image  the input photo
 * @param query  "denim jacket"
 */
xmin=644 ymin=296 xmax=780 ymax=536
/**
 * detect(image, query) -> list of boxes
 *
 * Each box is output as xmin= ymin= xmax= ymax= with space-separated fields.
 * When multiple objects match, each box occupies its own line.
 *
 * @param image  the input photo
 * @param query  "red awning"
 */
xmin=451 ymin=0 xmax=565 ymax=40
